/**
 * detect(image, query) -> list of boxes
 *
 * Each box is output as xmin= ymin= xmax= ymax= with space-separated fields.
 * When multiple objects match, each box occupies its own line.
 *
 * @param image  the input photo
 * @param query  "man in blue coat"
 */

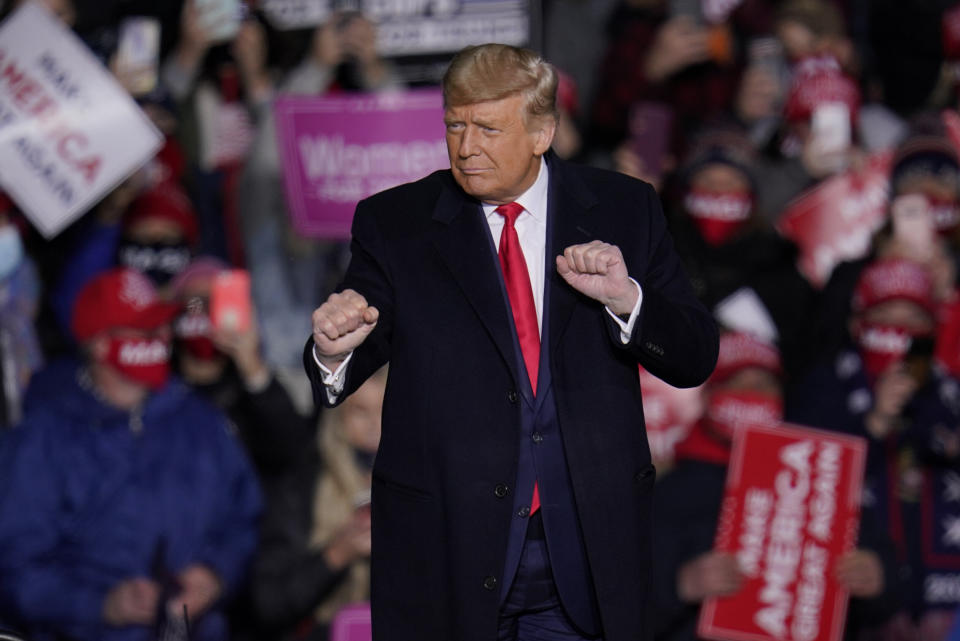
xmin=0 ymin=267 xmax=261 ymax=641
xmin=304 ymin=44 xmax=718 ymax=641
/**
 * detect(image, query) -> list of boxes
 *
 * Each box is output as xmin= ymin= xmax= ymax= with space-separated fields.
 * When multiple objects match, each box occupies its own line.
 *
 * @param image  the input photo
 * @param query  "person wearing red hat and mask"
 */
xmin=814 ymin=116 xmax=960 ymax=361
xmin=788 ymin=257 xmax=960 ymax=638
xmin=167 ymin=257 xmax=316 ymax=480
xmin=51 ymin=178 xmax=200 ymax=337
xmin=0 ymin=267 xmax=261 ymax=641
xmin=669 ymin=125 xmax=815 ymax=375
xmin=652 ymin=331 xmax=896 ymax=641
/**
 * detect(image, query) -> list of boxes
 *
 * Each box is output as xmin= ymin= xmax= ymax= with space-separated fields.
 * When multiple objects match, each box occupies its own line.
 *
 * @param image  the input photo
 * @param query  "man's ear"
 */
xmin=533 ymin=117 xmax=558 ymax=156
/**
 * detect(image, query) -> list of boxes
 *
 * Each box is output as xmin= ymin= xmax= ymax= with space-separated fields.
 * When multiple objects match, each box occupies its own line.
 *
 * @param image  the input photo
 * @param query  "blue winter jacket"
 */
xmin=0 ymin=358 xmax=262 ymax=641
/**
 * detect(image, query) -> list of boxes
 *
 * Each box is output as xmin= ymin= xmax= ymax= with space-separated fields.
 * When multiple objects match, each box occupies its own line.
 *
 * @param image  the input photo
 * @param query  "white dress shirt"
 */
xmin=314 ymin=157 xmax=643 ymax=396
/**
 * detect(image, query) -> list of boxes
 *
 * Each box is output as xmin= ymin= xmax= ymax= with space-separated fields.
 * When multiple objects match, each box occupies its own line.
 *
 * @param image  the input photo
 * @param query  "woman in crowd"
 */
xmin=250 ymin=367 xmax=385 ymax=640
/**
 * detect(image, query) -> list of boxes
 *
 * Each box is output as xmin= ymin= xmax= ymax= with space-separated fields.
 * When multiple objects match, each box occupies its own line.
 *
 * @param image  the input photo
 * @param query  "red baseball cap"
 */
xmin=123 ymin=183 xmax=199 ymax=247
xmin=711 ymin=332 xmax=782 ymax=383
xmin=71 ymin=268 xmax=181 ymax=342
xmin=852 ymin=258 xmax=936 ymax=316
xmin=783 ymin=55 xmax=860 ymax=126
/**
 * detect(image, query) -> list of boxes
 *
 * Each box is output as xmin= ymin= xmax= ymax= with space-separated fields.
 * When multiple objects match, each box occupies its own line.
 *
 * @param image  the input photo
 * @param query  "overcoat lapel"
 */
xmin=431 ymin=177 xmax=522 ymax=391
xmin=545 ymin=154 xmax=599 ymax=360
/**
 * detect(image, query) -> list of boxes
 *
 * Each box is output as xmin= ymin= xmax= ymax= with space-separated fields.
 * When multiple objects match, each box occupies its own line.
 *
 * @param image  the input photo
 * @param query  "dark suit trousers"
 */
xmin=497 ymin=513 xmax=603 ymax=641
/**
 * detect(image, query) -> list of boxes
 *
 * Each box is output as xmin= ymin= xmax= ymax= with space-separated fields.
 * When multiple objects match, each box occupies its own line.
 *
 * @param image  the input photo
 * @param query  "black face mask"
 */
xmin=117 ymin=240 xmax=191 ymax=287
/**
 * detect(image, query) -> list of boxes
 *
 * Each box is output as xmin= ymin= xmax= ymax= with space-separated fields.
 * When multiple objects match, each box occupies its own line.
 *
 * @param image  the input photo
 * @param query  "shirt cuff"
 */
xmin=312 ymin=346 xmax=353 ymax=402
xmin=605 ymin=279 xmax=643 ymax=344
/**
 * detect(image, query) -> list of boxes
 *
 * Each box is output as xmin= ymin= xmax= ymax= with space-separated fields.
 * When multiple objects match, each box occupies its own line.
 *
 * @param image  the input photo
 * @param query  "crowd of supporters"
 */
xmin=0 ymin=0 xmax=959 ymax=640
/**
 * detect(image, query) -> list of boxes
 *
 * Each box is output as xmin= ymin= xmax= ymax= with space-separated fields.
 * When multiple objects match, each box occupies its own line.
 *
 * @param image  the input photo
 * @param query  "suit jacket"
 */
xmin=304 ymin=152 xmax=718 ymax=641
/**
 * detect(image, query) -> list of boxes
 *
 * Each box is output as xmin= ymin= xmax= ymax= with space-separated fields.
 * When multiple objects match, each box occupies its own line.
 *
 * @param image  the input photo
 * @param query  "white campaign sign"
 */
xmin=261 ymin=0 xmax=331 ymax=30
xmin=0 ymin=3 xmax=163 ymax=237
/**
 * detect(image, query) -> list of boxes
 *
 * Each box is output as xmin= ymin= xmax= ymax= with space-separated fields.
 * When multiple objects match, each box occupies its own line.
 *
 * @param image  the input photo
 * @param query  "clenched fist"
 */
xmin=556 ymin=241 xmax=639 ymax=316
xmin=312 ymin=289 xmax=379 ymax=369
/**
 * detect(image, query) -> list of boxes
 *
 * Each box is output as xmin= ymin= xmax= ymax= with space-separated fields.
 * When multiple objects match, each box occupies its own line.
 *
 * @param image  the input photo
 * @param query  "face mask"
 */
xmin=174 ymin=311 xmax=218 ymax=360
xmin=117 ymin=241 xmax=191 ymax=287
xmin=856 ymin=323 xmax=913 ymax=381
xmin=104 ymin=335 xmax=171 ymax=389
xmin=684 ymin=189 xmax=753 ymax=246
xmin=703 ymin=390 xmax=783 ymax=442
xmin=0 ymin=224 xmax=24 ymax=281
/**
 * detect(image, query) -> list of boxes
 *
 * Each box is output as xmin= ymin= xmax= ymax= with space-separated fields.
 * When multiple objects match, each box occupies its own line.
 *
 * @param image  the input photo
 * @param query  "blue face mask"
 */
xmin=0 ymin=225 xmax=23 ymax=282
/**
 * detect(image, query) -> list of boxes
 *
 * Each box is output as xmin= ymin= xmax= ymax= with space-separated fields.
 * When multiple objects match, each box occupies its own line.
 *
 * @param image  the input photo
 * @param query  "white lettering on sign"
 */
xmin=792 ymin=542 xmax=827 ymax=641
xmin=118 ymin=340 xmax=168 ymax=366
xmin=739 ymin=488 xmax=773 ymax=577
xmin=809 ymin=442 xmax=840 ymax=542
xmin=298 ymin=135 xmax=447 ymax=180
xmin=926 ymin=574 xmax=960 ymax=603
xmin=754 ymin=440 xmax=814 ymax=638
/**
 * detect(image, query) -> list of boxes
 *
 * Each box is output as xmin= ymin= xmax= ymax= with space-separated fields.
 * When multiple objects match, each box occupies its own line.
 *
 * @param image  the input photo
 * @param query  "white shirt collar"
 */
xmin=482 ymin=156 xmax=549 ymax=224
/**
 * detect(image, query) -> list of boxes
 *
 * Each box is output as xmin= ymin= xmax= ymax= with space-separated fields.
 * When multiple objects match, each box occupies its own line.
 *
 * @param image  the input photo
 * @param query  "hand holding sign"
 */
xmin=678 ymin=551 xmax=745 ymax=602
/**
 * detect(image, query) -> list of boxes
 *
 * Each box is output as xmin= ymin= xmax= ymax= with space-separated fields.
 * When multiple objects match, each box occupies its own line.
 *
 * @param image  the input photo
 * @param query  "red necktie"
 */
xmin=495 ymin=202 xmax=541 ymax=514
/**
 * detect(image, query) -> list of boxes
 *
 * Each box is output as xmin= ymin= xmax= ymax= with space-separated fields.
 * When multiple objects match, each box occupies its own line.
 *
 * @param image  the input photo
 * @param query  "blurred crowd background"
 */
xmin=1 ymin=0 xmax=960 ymax=640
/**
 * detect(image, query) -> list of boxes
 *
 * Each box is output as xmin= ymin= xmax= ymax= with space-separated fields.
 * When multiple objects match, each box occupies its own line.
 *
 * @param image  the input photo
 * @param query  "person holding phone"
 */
xmin=168 ymin=258 xmax=317 ymax=480
xmin=788 ymin=258 xmax=960 ymax=637
xmin=235 ymin=9 xmax=403 ymax=372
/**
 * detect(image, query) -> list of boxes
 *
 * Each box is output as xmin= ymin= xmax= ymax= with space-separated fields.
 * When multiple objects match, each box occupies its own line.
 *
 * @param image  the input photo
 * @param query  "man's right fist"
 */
xmin=312 ymin=289 xmax=379 ymax=369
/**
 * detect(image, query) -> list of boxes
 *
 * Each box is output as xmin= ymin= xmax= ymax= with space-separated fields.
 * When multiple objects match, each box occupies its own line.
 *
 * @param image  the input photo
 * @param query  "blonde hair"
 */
xmin=442 ymin=43 xmax=558 ymax=125
xmin=308 ymin=368 xmax=387 ymax=623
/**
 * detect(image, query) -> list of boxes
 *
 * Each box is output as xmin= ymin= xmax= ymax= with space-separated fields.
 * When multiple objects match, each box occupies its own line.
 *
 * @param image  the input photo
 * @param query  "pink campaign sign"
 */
xmin=274 ymin=89 xmax=449 ymax=238
xmin=329 ymin=603 xmax=372 ymax=641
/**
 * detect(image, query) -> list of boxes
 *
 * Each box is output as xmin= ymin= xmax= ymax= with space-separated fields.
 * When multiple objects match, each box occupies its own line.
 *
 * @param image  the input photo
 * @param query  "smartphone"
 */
xmin=628 ymin=102 xmax=674 ymax=184
xmin=116 ymin=17 xmax=161 ymax=95
xmin=195 ymin=0 xmax=243 ymax=44
xmin=811 ymin=102 xmax=851 ymax=154
xmin=706 ymin=23 xmax=733 ymax=65
xmin=210 ymin=269 xmax=252 ymax=333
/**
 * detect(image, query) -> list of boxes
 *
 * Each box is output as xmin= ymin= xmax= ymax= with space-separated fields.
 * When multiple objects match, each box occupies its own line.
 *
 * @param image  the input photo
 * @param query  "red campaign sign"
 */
xmin=638 ymin=366 xmax=704 ymax=467
xmin=698 ymin=423 xmax=867 ymax=641
xmin=776 ymin=153 xmax=892 ymax=288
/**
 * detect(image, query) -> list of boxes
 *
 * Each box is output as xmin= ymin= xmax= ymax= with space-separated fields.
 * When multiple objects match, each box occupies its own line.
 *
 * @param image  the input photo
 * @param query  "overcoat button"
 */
xmin=494 ymin=484 xmax=509 ymax=498
xmin=517 ymin=506 xmax=530 ymax=517
xmin=532 ymin=432 xmax=544 ymax=444
xmin=483 ymin=575 xmax=498 ymax=590
xmin=507 ymin=390 xmax=518 ymax=403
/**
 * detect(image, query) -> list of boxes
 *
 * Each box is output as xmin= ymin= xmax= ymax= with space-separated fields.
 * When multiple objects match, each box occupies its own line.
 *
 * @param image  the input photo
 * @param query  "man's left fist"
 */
xmin=556 ymin=241 xmax=638 ymax=316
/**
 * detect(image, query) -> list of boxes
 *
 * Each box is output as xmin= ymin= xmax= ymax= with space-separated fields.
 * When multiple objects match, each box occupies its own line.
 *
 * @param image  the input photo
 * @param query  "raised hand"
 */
xmin=556 ymin=241 xmax=639 ymax=316
xmin=312 ymin=289 xmax=379 ymax=369
xmin=836 ymin=549 xmax=884 ymax=598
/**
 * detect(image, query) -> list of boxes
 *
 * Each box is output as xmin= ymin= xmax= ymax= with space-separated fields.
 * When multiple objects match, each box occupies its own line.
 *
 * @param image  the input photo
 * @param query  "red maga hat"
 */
xmin=711 ymin=332 xmax=783 ymax=383
xmin=783 ymin=55 xmax=860 ymax=126
xmin=852 ymin=258 xmax=935 ymax=316
xmin=123 ymin=183 xmax=199 ymax=246
xmin=71 ymin=268 xmax=181 ymax=342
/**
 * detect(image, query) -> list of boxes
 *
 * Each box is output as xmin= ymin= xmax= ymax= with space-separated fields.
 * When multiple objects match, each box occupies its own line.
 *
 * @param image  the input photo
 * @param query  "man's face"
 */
xmin=444 ymin=93 xmax=556 ymax=205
